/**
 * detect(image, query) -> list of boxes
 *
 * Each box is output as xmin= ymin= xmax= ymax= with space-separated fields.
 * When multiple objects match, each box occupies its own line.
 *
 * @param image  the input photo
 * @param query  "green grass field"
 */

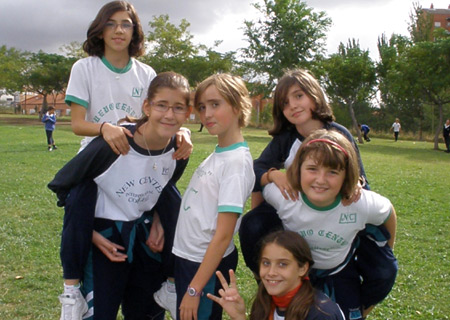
xmin=0 ymin=115 xmax=449 ymax=319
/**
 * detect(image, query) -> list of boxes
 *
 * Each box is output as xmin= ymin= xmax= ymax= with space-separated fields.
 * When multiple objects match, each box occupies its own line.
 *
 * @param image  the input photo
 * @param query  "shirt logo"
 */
xmin=339 ymin=213 xmax=357 ymax=224
xmin=162 ymin=167 xmax=170 ymax=175
xmin=132 ymin=87 xmax=143 ymax=97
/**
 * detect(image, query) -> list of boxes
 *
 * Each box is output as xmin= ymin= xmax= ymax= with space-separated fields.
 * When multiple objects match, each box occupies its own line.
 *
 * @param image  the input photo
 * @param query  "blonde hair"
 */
xmin=194 ymin=74 xmax=252 ymax=127
xmin=287 ymin=129 xmax=359 ymax=200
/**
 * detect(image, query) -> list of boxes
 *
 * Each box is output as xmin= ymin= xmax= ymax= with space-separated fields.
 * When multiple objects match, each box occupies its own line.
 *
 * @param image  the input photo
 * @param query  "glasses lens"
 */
xmin=173 ymin=106 xmax=188 ymax=114
xmin=105 ymin=22 xmax=116 ymax=29
xmin=122 ymin=23 xmax=133 ymax=29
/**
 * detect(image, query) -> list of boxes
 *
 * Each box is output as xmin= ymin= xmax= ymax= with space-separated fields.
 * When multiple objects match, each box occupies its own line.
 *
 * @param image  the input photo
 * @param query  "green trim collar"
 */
xmin=301 ymin=192 xmax=342 ymax=211
xmin=215 ymin=141 xmax=248 ymax=153
xmin=101 ymin=56 xmax=132 ymax=74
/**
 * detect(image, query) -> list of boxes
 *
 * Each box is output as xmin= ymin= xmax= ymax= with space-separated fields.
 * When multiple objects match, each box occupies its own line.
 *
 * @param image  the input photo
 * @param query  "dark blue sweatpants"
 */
xmin=60 ymin=180 xmax=182 ymax=319
xmin=174 ymin=248 xmax=238 ymax=320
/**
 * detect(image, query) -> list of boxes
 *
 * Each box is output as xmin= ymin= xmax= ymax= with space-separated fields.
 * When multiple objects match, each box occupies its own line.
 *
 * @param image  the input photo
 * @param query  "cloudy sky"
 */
xmin=0 ymin=0 xmax=448 ymax=60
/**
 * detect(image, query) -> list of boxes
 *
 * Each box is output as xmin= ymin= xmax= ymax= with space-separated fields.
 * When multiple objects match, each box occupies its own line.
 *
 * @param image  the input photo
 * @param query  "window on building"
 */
xmin=434 ymin=22 xmax=441 ymax=27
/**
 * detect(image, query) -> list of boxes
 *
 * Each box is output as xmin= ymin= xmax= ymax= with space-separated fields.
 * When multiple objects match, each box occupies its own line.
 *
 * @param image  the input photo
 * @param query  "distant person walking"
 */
xmin=42 ymin=106 xmax=57 ymax=151
xmin=359 ymin=124 xmax=371 ymax=142
xmin=391 ymin=118 xmax=401 ymax=142
xmin=443 ymin=119 xmax=450 ymax=153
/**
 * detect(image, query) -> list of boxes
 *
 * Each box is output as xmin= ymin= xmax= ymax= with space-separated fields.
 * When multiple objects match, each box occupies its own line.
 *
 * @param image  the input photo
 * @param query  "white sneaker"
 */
xmin=59 ymin=291 xmax=88 ymax=320
xmin=154 ymin=281 xmax=177 ymax=319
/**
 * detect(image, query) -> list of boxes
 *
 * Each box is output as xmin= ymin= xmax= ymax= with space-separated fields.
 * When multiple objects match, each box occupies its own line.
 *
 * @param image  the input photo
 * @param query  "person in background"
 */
xmin=390 ymin=118 xmax=401 ymax=142
xmin=42 ymin=106 xmax=57 ymax=151
xmin=358 ymin=123 xmax=370 ymax=142
xmin=443 ymin=119 xmax=450 ymax=153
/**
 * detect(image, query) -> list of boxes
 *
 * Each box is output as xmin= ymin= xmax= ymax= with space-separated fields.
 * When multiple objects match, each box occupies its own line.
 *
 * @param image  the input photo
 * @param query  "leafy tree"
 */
xmin=142 ymin=15 xmax=236 ymax=86
xmin=402 ymin=38 xmax=450 ymax=149
xmin=59 ymin=41 xmax=86 ymax=60
xmin=407 ymin=2 xmax=433 ymax=43
xmin=0 ymin=45 xmax=28 ymax=93
xmin=376 ymin=34 xmax=428 ymax=138
xmin=24 ymin=51 xmax=75 ymax=113
xmin=241 ymin=0 xmax=331 ymax=95
xmin=323 ymin=40 xmax=377 ymax=143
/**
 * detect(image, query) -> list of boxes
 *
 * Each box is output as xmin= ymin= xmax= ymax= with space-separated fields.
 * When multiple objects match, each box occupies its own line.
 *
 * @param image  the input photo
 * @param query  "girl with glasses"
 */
xmin=49 ymin=72 xmax=192 ymax=320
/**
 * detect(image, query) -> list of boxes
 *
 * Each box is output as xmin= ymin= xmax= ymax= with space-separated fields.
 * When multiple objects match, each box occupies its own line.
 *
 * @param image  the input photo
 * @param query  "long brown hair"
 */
xmin=287 ymin=129 xmax=359 ymax=200
xmin=250 ymin=230 xmax=315 ymax=320
xmin=83 ymin=1 xmax=145 ymax=57
xmin=269 ymin=69 xmax=334 ymax=136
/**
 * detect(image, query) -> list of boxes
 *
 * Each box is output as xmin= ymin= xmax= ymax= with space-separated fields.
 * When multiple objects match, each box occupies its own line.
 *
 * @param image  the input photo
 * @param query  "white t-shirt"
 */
xmin=392 ymin=122 xmax=401 ymax=132
xmin=65 ymin=56 xmax=156 ymax=149
xmin=173 ymin=142 xmax=255 ymax=263
xmin=263 ymin=185 xmax=392 ymax=270
xmin=94 ymin=147 xmax=176 ymax=221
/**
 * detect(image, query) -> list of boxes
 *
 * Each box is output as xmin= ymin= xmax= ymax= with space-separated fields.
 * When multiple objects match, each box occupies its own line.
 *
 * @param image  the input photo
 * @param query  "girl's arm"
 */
xmin=71 ymin=103 xmax=133 ymax=155
xmin=179 ymin=212 xmax=238 ymax=320
xmin=383 ymin=206 xmax=397 ymax=249
xmin=207 ymin=270 xmax=246 ymax=320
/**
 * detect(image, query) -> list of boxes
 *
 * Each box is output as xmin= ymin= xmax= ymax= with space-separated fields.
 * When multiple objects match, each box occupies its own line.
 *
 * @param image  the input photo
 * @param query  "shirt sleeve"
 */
xmin=65 ymin=59 xmax=90 ymax=108
xmin=359 ymin=190 xmax=393 ymax=226
xmin=47 ymin=136 xmax=118 ymax=206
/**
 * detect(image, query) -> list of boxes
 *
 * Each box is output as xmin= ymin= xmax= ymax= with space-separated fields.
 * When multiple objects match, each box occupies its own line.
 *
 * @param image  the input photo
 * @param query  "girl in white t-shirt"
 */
xmin=263 ymin=129 xmax=397 ymax=320
xmin=172 ymin=74 xmax=255 ymax=320
xmin=65 ymin=0 xmax=191 ymax=158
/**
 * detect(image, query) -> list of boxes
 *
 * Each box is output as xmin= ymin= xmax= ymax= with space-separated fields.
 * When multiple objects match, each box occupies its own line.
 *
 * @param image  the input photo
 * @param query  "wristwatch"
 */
xmin=187 ymin=286 xmax=202 ymax=297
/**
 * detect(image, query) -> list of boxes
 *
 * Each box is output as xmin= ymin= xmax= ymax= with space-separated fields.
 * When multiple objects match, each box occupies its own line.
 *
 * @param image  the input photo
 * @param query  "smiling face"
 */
xmin=282 ymin=84 xmax=316 ymax=129
xmin=259 ymin=243 xmax=308 ymax=297
xmin=300 ymin=155 xmax=346 ymax=207
xmin=196 ymin=85 xmax=240 ymax=146
xmin=102 ymin=10 xmax=133 ymax=57
xmin=143 ymin=87 xmax=190 ymax=144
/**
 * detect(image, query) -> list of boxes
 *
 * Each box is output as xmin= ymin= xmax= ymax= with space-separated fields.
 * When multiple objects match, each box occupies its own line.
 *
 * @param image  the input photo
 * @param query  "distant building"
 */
xmin=20 ymin=93 xmax=69 ymax=116
xmin=422 ymin=3 xmax=450 ymax=34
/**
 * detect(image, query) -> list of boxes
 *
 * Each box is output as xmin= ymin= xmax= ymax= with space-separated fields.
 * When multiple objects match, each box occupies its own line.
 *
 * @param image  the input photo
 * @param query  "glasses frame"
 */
xmin=104 ymin=21 xmax=135 ymax=31
xmin=150 ymin=102 xmax=189 ymax=115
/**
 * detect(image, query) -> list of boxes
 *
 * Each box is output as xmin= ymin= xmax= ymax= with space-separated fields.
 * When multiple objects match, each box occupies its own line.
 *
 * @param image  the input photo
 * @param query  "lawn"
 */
xmin=0 ymin=115 xmax=449 ymax=319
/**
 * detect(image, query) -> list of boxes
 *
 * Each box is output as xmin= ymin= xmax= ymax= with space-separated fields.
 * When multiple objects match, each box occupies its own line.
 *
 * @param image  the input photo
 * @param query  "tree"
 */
xmin=24 ymin=51 xmax=74 ymax=113
xmin=59 ymin=41 xmax=86 ymax=60
xmin=407 ymin=2 xmax=434 ymax=43
xmin=0 ymin=45 xmax=28 ymax=93
xmin=142 ymin=15 xmax=236 ymax=86
xmin=402 ymin=38 xmax=450 ymax=149
xmin=323 ymin=40 xmax=377 ymax=143
xmin=376 ymin=34 xmax=428 ymax=139
xmin=241 ymin=0 xmax=331 ymax=95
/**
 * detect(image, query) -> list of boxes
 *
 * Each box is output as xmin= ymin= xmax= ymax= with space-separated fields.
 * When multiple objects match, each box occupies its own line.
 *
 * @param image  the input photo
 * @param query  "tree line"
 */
xmin=0 ymin=0 xmax=449 ymax=148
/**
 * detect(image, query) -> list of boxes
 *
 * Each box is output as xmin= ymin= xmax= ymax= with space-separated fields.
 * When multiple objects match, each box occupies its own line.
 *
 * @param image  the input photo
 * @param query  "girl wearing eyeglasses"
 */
xmin=50 ymin=72 xmax=192 ymax=320
xmin=65 ymin=1 xmax=191 ymax=158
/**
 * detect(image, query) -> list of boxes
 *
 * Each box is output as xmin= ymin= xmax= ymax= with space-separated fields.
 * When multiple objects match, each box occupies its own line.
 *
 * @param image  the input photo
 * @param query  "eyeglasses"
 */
xmin=104 ymin=21 xmax=134 ymax=31
xmin=151 ymin=102 xmax=189 ymax=114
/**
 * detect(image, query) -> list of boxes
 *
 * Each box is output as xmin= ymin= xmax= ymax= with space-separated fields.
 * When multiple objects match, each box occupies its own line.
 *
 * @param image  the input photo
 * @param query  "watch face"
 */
xmin=188 ymin=287 xmax=196 ymax=296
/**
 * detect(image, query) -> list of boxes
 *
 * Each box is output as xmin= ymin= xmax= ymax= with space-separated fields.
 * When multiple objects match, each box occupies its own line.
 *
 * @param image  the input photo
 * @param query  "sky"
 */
xmin=0 ymin=0 xmax=448 ymax=60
